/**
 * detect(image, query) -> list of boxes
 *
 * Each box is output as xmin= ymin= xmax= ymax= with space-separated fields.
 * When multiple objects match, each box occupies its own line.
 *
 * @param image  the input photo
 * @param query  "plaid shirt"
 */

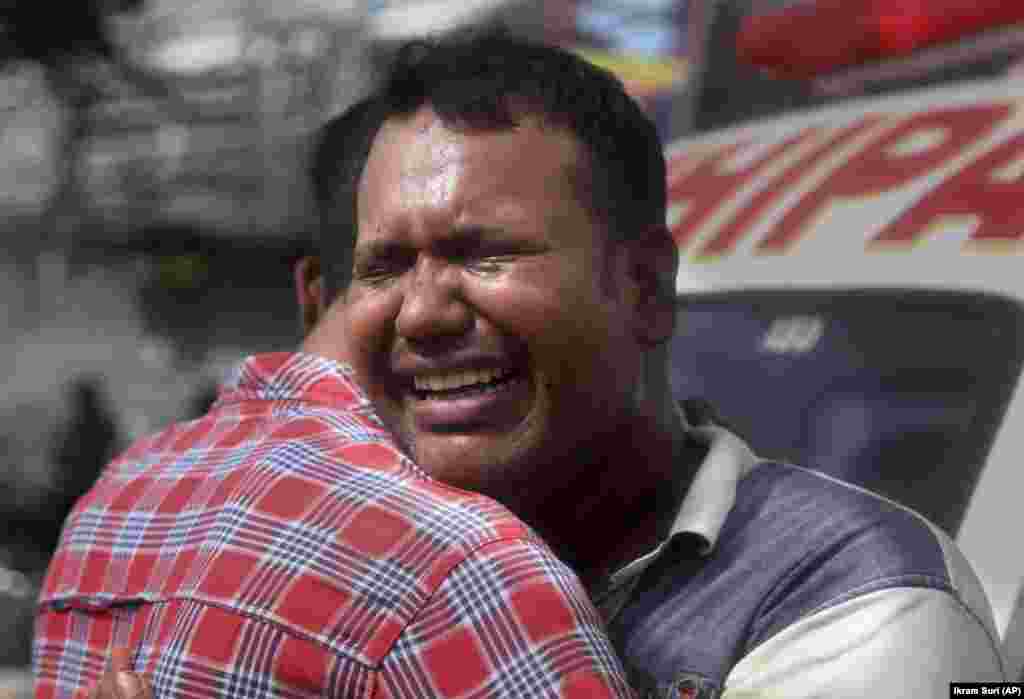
xmin=34 ymin=352 xmax=633 ymax=699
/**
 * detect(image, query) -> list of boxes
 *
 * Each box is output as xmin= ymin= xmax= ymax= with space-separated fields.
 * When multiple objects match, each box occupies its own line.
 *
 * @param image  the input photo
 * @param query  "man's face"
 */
xmin=336 ymin=106 xmax=645 ymax=508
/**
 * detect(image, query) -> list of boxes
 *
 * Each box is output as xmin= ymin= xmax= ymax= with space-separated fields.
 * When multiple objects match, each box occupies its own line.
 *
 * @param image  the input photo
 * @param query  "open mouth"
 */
xmin=412 ymin=366 xmax=526 ymax=400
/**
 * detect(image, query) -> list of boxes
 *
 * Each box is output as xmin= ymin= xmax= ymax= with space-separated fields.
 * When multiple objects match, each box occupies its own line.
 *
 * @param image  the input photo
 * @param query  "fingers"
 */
xmin=109 ymin=648 xmax=133 ymax=673
xmin=89 ymin=648 xmax=152 ymax=699
xmin=115 ymin=671 xmax=150 ymax=699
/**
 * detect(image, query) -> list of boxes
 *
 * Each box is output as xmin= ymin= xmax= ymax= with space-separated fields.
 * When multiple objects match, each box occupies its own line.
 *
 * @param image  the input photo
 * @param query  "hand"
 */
xmin=89 ymin=648 xmax=152 ymax=699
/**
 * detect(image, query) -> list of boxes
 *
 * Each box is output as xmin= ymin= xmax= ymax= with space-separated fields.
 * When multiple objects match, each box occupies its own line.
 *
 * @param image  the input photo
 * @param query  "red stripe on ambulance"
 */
xmin=667 ymin=101 xmax=1022 ymax=256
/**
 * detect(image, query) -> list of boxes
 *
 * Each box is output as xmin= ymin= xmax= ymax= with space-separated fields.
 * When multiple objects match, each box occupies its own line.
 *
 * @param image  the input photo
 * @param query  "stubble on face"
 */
xmin=339 ymin=107 xmax=645 ymax=519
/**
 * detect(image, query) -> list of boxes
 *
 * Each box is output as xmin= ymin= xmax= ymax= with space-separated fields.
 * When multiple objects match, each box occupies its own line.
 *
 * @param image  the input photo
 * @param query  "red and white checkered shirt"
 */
xmin=34 ymin=352 xmax=633 ymax=699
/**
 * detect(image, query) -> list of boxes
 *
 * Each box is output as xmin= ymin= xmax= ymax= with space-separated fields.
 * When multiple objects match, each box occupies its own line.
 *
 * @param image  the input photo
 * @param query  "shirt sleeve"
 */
xmin=722 ymin=586 xmax=1006 ymax=698
xmin=376 ymin=538 xmax=635 ymax=699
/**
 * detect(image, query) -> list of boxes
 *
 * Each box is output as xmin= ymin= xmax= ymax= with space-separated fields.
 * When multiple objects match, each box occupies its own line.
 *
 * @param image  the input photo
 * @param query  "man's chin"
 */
xmin=414 ymin=433 xmax=516 ymax=484
xmin=382 ymin=386 xmax=548 ymax=500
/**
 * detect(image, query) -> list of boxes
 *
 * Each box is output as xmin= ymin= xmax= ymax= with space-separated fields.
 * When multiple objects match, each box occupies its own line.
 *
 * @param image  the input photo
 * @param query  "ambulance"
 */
xmin=663 ymin=0 xmax=1024 ymax=675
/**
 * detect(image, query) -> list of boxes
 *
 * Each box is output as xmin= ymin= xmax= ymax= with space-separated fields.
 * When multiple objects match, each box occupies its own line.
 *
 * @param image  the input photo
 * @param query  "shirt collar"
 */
xmin=668 ymin=424 xmax=759 ymax=555
xmin=221 ymin=352 xmax=381 ymax=423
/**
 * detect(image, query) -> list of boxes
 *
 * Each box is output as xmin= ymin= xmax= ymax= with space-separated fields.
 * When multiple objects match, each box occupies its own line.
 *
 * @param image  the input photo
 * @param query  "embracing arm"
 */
xmin=86 ymin=540 xmax=636 ymax=699
xmin=376 ymin=538 xmax=635 ymax=698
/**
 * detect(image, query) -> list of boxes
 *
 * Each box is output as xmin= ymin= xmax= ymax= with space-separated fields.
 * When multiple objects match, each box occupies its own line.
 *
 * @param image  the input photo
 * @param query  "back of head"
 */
xmin=68 ymin=375 xmax=107 ymax=415
xmin=311 ymin=27 xmax=667 ymax=301
xmin=310 ymin=97 xmax=387 ymax=300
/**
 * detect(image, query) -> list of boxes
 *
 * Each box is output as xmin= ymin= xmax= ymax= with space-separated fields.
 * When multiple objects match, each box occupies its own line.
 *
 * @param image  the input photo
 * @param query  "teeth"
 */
xmin=414 ymin=367 xmax=513 ymax=392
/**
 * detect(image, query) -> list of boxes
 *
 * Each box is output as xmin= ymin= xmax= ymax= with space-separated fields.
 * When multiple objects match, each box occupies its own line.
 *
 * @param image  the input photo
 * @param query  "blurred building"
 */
xmin=0 ymin=0 xmax=712 ymax=674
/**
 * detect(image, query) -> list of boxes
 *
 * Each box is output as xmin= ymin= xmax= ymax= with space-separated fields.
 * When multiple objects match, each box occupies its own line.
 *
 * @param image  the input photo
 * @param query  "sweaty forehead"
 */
xmin=360 ymin=108 xmax=585 ymax=210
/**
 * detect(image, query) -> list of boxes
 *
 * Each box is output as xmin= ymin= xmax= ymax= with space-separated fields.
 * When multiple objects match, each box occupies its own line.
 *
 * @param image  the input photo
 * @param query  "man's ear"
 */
xmin=294 ymin=256 xmax=326 ymax=336
xmin=626 ymin=224 xmax=678 ymax=347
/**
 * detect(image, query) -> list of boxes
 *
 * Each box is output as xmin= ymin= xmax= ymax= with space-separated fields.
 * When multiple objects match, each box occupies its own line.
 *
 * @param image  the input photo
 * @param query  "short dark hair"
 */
xmin=310 ymin=28 xmax=667 ymax=302
xmin=309 ymin=95 xmax=386 ymax=301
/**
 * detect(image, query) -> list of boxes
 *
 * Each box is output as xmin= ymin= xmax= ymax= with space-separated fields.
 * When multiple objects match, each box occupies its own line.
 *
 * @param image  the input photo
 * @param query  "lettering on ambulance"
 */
xmin=697 ymin=117 xmax=880 ymax=257
xmin=666 ymin=128 xmax=819 ymax=248
xmin=873 ymin=129 xmax=1024 ymax=246
xmin=756 ymin=103 xmax=1011 ymax=253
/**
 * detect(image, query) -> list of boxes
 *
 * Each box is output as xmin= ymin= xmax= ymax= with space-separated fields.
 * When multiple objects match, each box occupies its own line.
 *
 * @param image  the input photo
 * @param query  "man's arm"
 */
xmin=377 ymin=537 xmax=634 ymax=698
xmin=87 ymin=540 xmax=636 ymax=699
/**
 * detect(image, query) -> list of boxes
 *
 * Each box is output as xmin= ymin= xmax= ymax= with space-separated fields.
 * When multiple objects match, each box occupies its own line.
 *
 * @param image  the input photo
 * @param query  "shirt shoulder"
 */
xmin=720 ymin=463 xmax=1007 ymax=695
xmin=39 ymin=397 xmax=538 ymax=669
xmin=612 ymin=460 xmax=1002 ymax=694
xmin=719 ymin=462 xmax=997 ymax=648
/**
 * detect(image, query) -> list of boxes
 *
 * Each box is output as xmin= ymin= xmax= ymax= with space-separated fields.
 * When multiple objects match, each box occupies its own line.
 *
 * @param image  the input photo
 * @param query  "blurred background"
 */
xmin=0 ymin=0 xmax=701 ymax=687
xmin=3 ymin=0 xmax=1024 ymax=693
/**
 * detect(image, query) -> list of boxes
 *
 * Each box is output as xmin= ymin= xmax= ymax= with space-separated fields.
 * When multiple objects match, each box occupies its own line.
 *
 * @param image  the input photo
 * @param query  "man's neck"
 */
xmin=537 ymin=398 xmax=698 ymax=588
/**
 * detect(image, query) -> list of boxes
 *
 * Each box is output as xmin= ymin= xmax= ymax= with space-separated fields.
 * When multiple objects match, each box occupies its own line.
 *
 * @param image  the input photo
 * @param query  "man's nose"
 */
xmin=394 ymin=258 xmax=473 ymax=347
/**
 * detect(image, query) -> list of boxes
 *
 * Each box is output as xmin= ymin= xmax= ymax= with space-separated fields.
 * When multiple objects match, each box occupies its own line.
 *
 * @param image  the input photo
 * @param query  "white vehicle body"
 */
xmin=665 ymin=68 xmax=1024 ymax=668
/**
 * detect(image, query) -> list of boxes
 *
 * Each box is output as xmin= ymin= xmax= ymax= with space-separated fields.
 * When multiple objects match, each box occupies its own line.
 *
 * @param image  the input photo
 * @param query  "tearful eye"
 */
xmin=365 ymin=267 xmax=395 ymax=278
xmin=354 ymin=260 xmax=409 ymax=284
xmin=354 ymin=269 xmax=394 ymax=284
xmin=352 ymin=243 xmax=417 ymax=283
xmin=467 ymin=258 xmax=505 ymax=274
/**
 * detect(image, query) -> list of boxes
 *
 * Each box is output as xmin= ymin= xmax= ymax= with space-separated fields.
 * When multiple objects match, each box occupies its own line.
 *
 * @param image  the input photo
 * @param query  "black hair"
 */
xmin=310 ymin=27 xmax=667 ymax=302
xmin=309 ymin=96 xmax=386 ymax=301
